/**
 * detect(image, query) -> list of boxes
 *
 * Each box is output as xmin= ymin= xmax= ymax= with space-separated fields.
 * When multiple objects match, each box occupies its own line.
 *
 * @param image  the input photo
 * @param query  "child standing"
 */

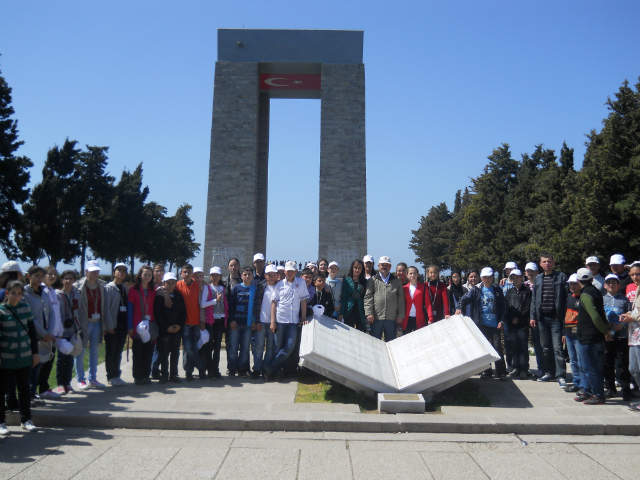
xmin=603 ymin=273 xmax=632 ymax=400
xmin=326 ymin=262 xmax=342 ymax=319
xmin=308 ymin=272 xmax=335 ymax=317
xmin=153 ymin=273 xmax=186 ymax=383
xmin=104 ymin=263 xmax=130 ymax=387
xmin=227 ymin=267 xmax=256 ymax=378
xmin=504 ymin=269 xmax=532 ymax=379
xmin=200 ymin=267 xmax=227 ymax=380
xmin=0 ymin=281 xmax=39 ymax=434
xmin=426 ymin=265 xmax=450 ymax=323
xmin=251 ymin=264 xmax=279 ymax=379
xmin=562 ymin=274 xmax=583 ymax=393
xmin=55 ymin=270 xmax=80 ymax=394
xmin=127 ymin=265 xmax=157 ymax=385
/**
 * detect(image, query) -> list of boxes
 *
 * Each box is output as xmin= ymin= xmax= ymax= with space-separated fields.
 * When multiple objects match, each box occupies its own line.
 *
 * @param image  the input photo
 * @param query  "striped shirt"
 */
xmin=541 ymin=274 xmax=556 ymax=315
xmin=0 ymin=301 xmax=36 ymax=369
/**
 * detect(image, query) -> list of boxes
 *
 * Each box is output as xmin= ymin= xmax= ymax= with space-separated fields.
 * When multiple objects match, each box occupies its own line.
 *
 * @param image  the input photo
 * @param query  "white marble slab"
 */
xmin=378 ymin=393 xmax=426 ymax=414
xmin=300 ymin=314 xmax=500 ymax=396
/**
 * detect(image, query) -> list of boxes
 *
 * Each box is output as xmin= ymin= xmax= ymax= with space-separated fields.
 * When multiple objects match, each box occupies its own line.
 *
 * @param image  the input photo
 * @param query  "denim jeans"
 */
xmin=157 ymin=334 xmax=182 ymax=379
xmin=104 ymin=328 xmax=128 ymax=381
xmin=370 ymin=319 xmax=398 ymax=342
xmin=508 ymin=327 xmax=529 ymax=373
xmin=538 ymin=316 xmax=565 ymax=378
xmin=629 ymin=346 xmax=640 ymax=388
xmin=229 ymin=324 xmax=252 ymax=372
xmin=268 ymin=323 xmax=300 ymax=374
xmin=564 ymin=334 xmax=582 ymax=389
xmin=576 ymin=341 xmax=605 ymax=399
xmin=252 ymin=322 xmax=275 ymax=372
xmin=182 ymin=325 xmax=204 ymax=373
xmin=530 ymin=322 xmax=544 ymax=373
xmin=479 ymin=324 xmax=507 ymax=376
xmin=75 ymin=320 xmax=102 ymax=383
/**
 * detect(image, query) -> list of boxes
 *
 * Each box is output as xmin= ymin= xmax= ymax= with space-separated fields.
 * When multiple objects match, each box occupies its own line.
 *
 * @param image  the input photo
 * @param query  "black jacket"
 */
xmin=153 ymin=290 xmax=187 ymax=336
xmin=530 ymin=271 xmax=570 ymax=322
xmin=505 ymin=284 xmax=532 ymax=329
xmin=308 ymin=288 xmax=335 ymax=318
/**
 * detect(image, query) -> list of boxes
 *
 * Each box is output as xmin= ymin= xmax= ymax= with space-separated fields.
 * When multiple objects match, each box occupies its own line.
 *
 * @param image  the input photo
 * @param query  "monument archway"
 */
xmin=204 ymin=29 xmax=367 ymax=269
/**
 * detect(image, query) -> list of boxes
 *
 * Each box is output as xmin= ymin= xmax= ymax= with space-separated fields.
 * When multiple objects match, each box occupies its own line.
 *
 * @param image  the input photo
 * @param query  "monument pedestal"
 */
xmin=378 ymin=393 xmax=427 ymax=414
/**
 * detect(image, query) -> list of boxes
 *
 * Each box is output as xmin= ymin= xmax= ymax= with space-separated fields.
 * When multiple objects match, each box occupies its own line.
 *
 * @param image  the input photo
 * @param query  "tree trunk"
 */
xmin=130 ymin=256 xmax=135 ymax=276
xmin=80 ymin=239 xmax=87 ymax=273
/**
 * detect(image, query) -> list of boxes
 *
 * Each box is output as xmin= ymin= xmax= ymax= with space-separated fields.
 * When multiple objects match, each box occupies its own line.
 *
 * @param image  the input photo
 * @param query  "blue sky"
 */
xmin=1 ymin=1 xmax=639 ymax=273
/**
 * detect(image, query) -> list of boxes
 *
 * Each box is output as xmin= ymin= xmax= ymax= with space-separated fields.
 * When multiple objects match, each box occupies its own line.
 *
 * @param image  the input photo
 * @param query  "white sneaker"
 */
xmin=77 ymin=381 xmax=91 ymax=391
xmin=56 ymin=385 xmax=67 ymax=395
xmin=40 ymin=389 xmax=62 ymax=400
xmin=21 ymin=420 xmax=37 ymax=432
xmin=90 ymin=380 xmax=105 ymax=388
xmin=0 ymin=423 xmax=9 ymax=436
xmin=111 ymin=377 xmax=126 ymax=386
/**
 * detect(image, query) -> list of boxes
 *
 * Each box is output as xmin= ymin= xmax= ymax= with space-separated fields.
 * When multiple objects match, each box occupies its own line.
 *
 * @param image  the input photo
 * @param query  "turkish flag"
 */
xmin=260 ymin=73 xmax=321 ymax=90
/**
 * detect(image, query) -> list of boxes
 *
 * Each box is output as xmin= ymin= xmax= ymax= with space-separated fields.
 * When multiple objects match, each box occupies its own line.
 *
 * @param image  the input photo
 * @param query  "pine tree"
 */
xmin=0 ymin=67 xmax=33 ymax=256
xmin=410 ymin=202 xmax=452 ymax=270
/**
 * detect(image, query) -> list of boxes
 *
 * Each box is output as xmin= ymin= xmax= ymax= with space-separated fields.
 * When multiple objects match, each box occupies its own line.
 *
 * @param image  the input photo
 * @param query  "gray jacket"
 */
xmin=74 ymin=277 xmax=108 ymax=346
xmin=530 ymin=271 xmax=570 ymax=322
xmin=104 ymin=281 xmax=128 ymax=331
xmin=23 ymin=285 xmax=53 ymax=340
xmin=364 ymin=273 xmax=405 ymax=321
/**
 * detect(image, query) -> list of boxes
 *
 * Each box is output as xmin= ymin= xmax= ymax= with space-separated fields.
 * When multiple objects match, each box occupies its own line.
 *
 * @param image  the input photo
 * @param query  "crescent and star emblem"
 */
xmin=264 ymin=78 xmax=303 ymax=87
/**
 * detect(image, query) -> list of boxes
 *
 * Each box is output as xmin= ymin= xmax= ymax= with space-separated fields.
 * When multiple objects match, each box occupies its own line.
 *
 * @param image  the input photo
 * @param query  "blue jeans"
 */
xmin=182 ymin=325 xmax=204 ymax=373
xmin=228 ymin=324 xmax=252 ymax=372
xmin=370 ymin=319 xmax=397 ymax=342
xmin=268 ymin=323 xmax=300 ymax=374
xmin=75 ymin=320 xmax=102 ymax=383
xmin=252 ymin=322 xmax=275 ymax=372
xmin=508 ymin=327 xmax=529 ymax=373
xmin=576 ymin=341 xmax=605 ymax=399
xmin=538 ymin=316 xmax=565 ymax=378
xmin=530 ymin=322 xmax=544 ymax=373
xmin=565 ymin=334 xmax=582 ymax=388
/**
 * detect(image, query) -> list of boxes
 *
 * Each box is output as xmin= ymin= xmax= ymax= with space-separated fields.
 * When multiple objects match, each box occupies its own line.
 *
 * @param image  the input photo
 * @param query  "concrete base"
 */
xmin=378 ymin=393 xmax=426 ymax=414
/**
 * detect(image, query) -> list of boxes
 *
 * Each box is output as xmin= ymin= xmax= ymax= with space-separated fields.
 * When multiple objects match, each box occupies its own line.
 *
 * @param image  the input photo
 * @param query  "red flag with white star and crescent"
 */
xmin=259 ymin=73 xmax=321 ymax=90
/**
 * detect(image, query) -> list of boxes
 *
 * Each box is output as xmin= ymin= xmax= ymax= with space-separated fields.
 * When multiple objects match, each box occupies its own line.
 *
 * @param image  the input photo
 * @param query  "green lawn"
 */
xmin=47 ymin=341 xmax=121 ymax=387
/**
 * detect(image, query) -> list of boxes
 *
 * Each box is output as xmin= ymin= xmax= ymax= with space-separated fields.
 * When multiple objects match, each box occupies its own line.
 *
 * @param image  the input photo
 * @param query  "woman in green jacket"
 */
xmin=339 ymin=259 xmax=368 ymax=332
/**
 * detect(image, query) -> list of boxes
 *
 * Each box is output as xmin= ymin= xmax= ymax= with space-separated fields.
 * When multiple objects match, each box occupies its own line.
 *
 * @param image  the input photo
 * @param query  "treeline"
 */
xmin=0 ymin=68 xmax=200 ymax=272
xmin=411 ymin=78 xmax=640 ymax=274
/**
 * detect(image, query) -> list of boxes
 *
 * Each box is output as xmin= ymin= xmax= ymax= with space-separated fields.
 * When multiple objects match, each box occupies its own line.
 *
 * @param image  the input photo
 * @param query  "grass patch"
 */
xmin=47 ymin=341 xmax=124 ymax=387
xmin=427 ymin=379 xmax=491 ymax=412
xmin=295 ymin=372 xmax=378 ymax=412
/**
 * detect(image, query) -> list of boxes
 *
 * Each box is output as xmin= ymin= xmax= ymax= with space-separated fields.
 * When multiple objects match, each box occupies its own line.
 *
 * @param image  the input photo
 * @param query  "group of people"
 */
xmin=1 ymin=250 xmax=639 ymax=435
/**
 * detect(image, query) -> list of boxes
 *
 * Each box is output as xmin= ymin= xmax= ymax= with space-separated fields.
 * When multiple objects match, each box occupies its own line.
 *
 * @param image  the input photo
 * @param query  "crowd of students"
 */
xmin=1 ymin=250 xmax=639 ymax=435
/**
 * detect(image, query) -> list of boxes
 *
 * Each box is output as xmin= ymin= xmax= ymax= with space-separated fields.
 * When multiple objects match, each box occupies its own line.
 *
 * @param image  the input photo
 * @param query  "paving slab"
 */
xmin=350 ymin=450 xmax=433 ymax=479
xmin=419 ymin=452 xmax=489 ymax=480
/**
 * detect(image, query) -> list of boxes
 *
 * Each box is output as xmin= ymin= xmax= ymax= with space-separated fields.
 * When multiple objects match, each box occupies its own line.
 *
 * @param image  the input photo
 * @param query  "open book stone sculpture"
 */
xmin=300 ymin=314 xmax=501 ymax=400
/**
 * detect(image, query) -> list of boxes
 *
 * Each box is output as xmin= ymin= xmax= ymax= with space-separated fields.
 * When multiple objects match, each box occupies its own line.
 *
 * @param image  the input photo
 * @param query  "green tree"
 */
xmin=164 ymin=204 xmax=201 ymax=271
xmin=16 ymin=140 xmax=84 ymax=268
xmin=0 ymin=67 xmax=33 ymax=256
xmin=410 ymin=202 xmax=452 ymax=270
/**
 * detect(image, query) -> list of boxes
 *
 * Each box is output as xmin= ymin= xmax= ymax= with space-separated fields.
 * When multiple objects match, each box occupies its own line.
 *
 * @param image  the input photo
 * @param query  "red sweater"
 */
xmin=402 ymin=283 xmax=433 ymax=330
xmin=426 ymin=281 xmax=449 ymax=323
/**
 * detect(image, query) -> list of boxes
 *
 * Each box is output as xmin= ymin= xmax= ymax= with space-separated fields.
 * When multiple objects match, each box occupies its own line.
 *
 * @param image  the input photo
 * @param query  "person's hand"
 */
xmin=199 ymin=321 xmax=206 ymax=331
xmin=620 ymin=313 xmax=633 ymax=323
xmin=168 ymin=325 xmax=180 ymax=333
xmin=497 ymin=322 xmax=504 ymax=331
xmin=396 ymin=318 xmax=403 ymax=324
xmin=562 ymin=335 xmax=566 ymax=344
xmin=128 ymin=329 xmax=134 ymax=338
xmin=216 ymin=293 xmax=223 ymax=303
xmin=455 ymin=309 xmax=462 ymax=315
xmin=444 ymin=315 xmax=450 ymax=319
xmin=499 ymin=278 xmax=507 ymax=287
xmin=230 ymin=321 xmax=237 ymax=330
xmin=366 ymin=315 xmax=374 ymax=324
xmin=338 ymin=315 xmax=343 ymax=321
xmin=255 ymin=322 xmax=262 ymax=332
xmin=270 ymin=321 xmax=277 ymax=333
xmin=615 ymin=323 xmax=624 ymax=332
xmin=301 ymin=318 xmax=308 ymax=326
xmin=107 ymin=329 xmax=115 ymax=335
xmin=43 ymin=333 xmax=54 ymax=342
xmin=512 ymin=319 xmax=518 ymax=325
xmin=605 ymin=333 xmax=613 ymax=341
xmin=530 ymin=319 xmax=537 ymax=328
xmin=32 ymin=353 xmax=40 ymax=367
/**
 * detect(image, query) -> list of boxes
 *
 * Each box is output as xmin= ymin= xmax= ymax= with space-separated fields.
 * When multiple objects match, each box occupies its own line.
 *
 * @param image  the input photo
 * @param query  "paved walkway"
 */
xmin=2 ymin=428 xmax=640 ymax=479
xmin=5 ymin=354 xmax=640 ymax=434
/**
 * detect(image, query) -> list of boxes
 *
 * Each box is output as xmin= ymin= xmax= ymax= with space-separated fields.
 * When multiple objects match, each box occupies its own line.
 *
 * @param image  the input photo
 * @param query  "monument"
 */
xmin=300 ymin=314 xmax=501 ymax=401
xmin=204 ymin=29 xmax=367 ymax=269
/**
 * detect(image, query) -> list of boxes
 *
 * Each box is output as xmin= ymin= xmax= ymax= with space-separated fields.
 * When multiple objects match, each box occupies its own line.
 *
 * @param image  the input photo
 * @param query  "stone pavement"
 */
xmin=5 ymin=354 xmax=640 ymax=434
xmin=2 ymin=428 xmax=640 ymax=480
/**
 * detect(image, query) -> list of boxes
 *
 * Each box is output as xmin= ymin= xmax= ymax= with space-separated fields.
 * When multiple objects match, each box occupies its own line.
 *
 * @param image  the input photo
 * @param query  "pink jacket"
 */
xmin=202 ymin=284 xmax=228 ymax=326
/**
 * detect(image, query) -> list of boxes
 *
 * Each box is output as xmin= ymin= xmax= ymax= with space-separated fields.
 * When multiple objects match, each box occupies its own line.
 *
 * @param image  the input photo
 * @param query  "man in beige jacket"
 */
xmin=364 ymin=256 xmax=405 ymax=342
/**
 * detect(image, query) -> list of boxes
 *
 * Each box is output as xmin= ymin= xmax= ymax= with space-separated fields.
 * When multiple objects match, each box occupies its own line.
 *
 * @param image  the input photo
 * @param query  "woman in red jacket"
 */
xmin=403 ymin=266 xmax=433 ymax=334
xmin=426 ymin=265 xmax=450 ymax=323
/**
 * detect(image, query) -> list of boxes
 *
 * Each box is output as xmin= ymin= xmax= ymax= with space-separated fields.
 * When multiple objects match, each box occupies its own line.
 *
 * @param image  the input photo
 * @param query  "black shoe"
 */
xmin=499 ymin=375 xmax=507 ymax=381
xmin=185 ymin=373 xmax=194 ymax=382
xmin=480 ymin=372 xmax=492 ymax=380
xmin=158 ymin=377 xmax=168 ymax=385
xmin=170 ymin=376 xmax=182 ymax=383
xmin=151 ymin=372 xmax=161 ymax=380
xmin=213 ymin=371 xmax=222 ymax=379
xmin=274 ymin=373 xmax=284 ymax=382
xmin=199 ymin=373 xmax=207 ymax=381
xmin=142 ymin=377 xmax=152 ymax=384
xmin=564 ymin=385 xmax=580 ymax=393
xmin=604 ymin=389 xmax=617 ymax=399
xmin=283 ymin=372 xmax=294 ymax=379
xmin=250 ymin=371 xmax=261 ymax=379
xmin=622 ymin=390 xmax=633 ymax=402
xmin=574 ymin=393 xmax=590 ymax=402
xmin=228 ymin=371 xmax=237 ymax=378
xmin=264 ymin=371 xmax=273 ymax=382
xmin=238 ymin=370 xmax=249 ymax=378
xmin=134 ymin=378 xmax=145 ymax=386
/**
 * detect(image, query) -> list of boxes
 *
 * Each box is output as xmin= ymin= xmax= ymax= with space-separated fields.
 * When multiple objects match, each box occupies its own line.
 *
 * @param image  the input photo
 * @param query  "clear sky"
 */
xmin=1 ymin=1 xmax=639 ymax=273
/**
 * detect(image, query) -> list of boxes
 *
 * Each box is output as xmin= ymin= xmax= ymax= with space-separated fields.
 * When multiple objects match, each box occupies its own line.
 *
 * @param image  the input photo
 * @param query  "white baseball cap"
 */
xmin=210 ymin=266 xmax=222 ymax=275
xmin=504 ymin=262 xmax=517 ymax=270
xmin=312 ymin=304 xmax=325 ymax=316
xmin=363 ymin=255 xmax=374 ymax=263
xmin=480 ymin=267 xmax=494 ymax=278
xmin=576 ymin=268 xmax=593 ymax=281
xmin=610 ymin=254 xmax=626 ymax=265
xmin=86 ymin=260 xmax=101 ymax=272
xmin=328 ymin=261 xmax=339 ymax=268
xmin=114 ymin=262 xmax=128 ymax=270
xmin=509 ymin=269 xmax=523 ymax=277
xmin=277 ymin=265 xmax=284 ymax=271
xmin=285 ymin=261 xmax=297 ymax=271
xmin=567 ymin=273 xmax=578 ymax=283
xmin=253 ymin=253 xmax=265 ymax=261
xmin=193 ymin=267 xmax=204 ymax=273
xmin=163 ymin=272 xmax=177 ymax=282
xmin=585 ymin=256 xmax=600 ymax=265
xmin=378 ymin=256 xmax=391 ymax=265
xmin=265 ymin=264 xmax=277 ymax=274
xmin=625 ymin=260 xmax=640 ymax=269
xmin=1 ymin=261 xmax=21 ymax=273
xmin=525 ymin=262 xmax=538 ymax=272
xmin=306 ymin=262 xmax=317 ymax=269
xmin=604 ymin=273 xmax=620 ymax=283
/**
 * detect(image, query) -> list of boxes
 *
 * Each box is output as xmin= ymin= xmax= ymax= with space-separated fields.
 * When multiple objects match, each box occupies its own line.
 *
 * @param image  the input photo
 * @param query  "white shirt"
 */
xmin=44 ymin=284 xmax=63 ymax=337
xmin=201 ymin=284 xmax=225 ymax=318
xmin=260 ymin=285 xmax=277 ymax=323
xmin=409 ymin=284 xmax=417 ymax=317
xmin=273 ymin=278 xmax=310 ymax=324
